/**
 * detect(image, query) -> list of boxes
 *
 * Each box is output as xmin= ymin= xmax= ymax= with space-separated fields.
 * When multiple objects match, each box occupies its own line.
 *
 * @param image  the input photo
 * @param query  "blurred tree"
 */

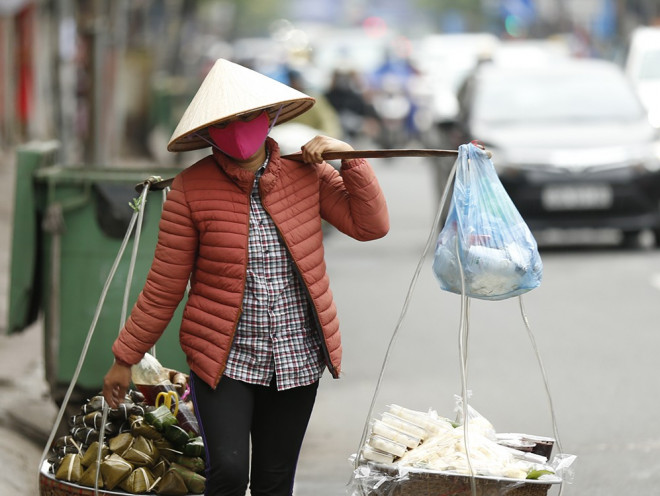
xmin=413 ymin=0 xmax=487 ymax=31
xmin=214 ymin=0 xmax=293 ymax=38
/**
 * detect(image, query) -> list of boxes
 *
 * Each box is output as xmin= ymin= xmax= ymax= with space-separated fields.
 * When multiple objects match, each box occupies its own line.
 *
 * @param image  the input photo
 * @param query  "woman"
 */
xmin=102 ymin=59 xmax=389 ymax=496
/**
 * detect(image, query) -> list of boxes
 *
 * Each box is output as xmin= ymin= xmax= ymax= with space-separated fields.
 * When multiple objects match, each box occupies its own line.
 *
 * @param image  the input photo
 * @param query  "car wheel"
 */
xmin=621 ymin=230 xmax=641 ymax=249
xmin=653 ymin=229 xmax=660 ymax=248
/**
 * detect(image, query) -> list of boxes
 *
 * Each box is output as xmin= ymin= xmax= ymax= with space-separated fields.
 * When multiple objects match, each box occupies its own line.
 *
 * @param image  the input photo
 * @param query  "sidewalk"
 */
xmin=0 ymin=323 xmax=55 ymax=495
xmin=0 ymin=148 xmax=58 ymax=495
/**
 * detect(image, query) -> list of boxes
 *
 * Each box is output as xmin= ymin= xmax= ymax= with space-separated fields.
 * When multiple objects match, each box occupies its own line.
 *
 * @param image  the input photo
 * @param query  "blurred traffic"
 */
xmin=440 ymin=56 xmax=660 ymax=247
xmin=4 ymin=0 xmax=660 ymax=248
xmin=3 ymin=3 xmax=660 ymax=495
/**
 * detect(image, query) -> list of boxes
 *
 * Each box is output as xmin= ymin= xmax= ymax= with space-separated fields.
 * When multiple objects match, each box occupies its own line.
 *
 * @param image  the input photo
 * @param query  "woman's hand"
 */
xmin=300 ymin=135 xmax=354 ymax=164
xmin=102 ymin=361 xmax=132 ymax=408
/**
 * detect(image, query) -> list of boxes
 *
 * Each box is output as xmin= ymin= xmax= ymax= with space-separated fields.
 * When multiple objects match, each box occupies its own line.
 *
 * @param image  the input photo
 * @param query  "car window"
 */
xmin=473 ymin=69 xmax=645 ymax=124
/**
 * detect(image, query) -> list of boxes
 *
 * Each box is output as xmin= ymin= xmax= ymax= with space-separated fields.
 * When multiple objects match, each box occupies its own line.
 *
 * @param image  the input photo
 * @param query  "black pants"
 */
xmin=190 ymin=373 xmax=319 ymax=496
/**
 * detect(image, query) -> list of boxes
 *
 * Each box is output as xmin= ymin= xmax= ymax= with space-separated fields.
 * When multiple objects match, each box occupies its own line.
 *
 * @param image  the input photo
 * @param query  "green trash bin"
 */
xmin=8 ymin=142 xmax=188 ymax=403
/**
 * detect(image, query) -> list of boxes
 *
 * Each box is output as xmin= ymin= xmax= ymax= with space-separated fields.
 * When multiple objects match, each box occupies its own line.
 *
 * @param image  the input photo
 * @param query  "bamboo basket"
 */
xmin=39 ymin=461 xmax=197 ymax=496
xmin=357 ymin=464 xmax=556 ymax=496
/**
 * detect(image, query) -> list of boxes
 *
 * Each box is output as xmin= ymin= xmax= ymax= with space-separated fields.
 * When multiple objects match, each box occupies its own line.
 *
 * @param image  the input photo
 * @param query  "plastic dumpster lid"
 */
xmin=32 ymin=165 xmax=182 ymax=185
xmin=7 ymin=160 xmax=181 ymax=335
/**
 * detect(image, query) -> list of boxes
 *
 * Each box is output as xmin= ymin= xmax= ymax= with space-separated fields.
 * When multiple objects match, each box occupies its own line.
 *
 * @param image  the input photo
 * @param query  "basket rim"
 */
xmin=365 ymin=461 xmax=561 ymax=486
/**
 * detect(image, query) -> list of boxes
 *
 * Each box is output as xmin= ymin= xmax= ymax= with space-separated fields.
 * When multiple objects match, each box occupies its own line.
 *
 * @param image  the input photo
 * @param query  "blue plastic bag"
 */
xmin=433 ymin=143 xmax=542 ymax=300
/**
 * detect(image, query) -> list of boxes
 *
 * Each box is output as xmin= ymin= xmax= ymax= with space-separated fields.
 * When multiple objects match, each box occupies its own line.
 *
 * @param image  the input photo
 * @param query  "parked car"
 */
xmin=442 ymin=58 xmax=660 ymax=246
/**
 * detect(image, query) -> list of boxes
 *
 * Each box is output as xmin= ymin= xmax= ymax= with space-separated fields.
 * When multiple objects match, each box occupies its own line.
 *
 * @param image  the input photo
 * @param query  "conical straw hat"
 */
xmin=168 ymin=58 xmax=316 ymax=152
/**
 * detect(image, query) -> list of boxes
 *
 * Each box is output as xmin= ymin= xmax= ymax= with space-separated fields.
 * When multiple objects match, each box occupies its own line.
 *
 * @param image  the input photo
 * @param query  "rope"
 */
xmin=353 ymin=160 xmax=458 ymax=470
xmin=455 ymin=235 xmax=477 ymax=495
xmin=93 ymin=404 xmax=110 ymax=494
xmin=93 ymin=181 xmax=151 ymax=496
xmin=38 ymin=206 xmax=139 ymax=475
xmin=37 ymin=177 xmax=162 ymax=496
xmin=352 ymin=154 xmax=564 ymax=496
xmin=120 ymin=183 xmax=151 ymax=330
xmin=518 ymin=296 xmax=565 ymax=496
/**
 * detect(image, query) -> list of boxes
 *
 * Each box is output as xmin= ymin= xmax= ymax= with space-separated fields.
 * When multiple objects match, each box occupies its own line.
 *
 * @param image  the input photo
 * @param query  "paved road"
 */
xmin=295 ymin=157 xmax=660 ymax=496
xmin=2 ymin=150 xmax=660 ymax=496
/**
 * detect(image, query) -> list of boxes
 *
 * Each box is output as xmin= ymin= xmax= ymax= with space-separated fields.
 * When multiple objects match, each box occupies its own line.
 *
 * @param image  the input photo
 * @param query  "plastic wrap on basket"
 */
xmin=349 ymin=399 xmax=575 ymax=496
xmin=433 ymin=143 xmax=543 ymax=300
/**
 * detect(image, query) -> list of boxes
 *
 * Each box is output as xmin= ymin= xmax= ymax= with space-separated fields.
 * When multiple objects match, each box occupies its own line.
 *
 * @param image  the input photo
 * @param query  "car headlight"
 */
xmin=653 ymin=140 xmax=660 ymax=166
xmin=641 ymin=157 xmax=660 ymax=172
xmin=633 ymin=141 xmax=660 ymax=171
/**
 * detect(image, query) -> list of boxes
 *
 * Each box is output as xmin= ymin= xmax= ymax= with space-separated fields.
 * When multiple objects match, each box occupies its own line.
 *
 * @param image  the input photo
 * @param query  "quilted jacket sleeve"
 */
xmin=112 ymin=173 xmax=199 ymax=365
xmin=318 ymin=158 xmax=389 ymax=240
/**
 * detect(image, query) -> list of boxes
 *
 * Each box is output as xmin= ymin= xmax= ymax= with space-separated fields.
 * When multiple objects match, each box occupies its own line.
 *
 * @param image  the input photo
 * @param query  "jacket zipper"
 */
xmin=289 ymin=253 xmax=337 ymax=377
xmin=260 ymin=192 xmax=338 ymax=378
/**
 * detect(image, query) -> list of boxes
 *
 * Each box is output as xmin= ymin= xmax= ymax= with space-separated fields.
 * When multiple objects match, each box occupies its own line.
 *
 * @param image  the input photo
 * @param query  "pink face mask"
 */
xmin=208 ymin=111 xmax=270 ymax=160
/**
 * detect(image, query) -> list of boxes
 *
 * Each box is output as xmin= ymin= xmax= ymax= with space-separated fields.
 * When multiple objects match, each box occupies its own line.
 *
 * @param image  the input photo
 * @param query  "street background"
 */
xmin=3 ymin=150 xmax=660 ymax=495
xmin=3 ymin=0 xmax=660 ymax=495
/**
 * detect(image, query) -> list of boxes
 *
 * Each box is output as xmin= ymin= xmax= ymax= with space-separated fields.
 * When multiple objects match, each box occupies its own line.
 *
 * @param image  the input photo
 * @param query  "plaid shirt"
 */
xmin=224 ymin=159 xmax=325 ymax=390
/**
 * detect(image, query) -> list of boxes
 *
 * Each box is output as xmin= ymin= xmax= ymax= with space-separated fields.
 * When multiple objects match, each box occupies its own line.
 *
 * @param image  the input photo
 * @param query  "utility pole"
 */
xmin=617 ymin=0 xmax=628 ymax=41
xmin=90 ymin=0 xmax=105 ymax=165
xmin=0 ymin=10 xmax=16 ymax=148
xmin=57 ymin=0 xmax=78 ymax=165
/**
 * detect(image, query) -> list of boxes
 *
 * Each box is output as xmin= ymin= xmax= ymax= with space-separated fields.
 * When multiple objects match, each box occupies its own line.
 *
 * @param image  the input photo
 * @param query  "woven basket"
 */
xmin=361 ymin=464 xmax=555 ymax=496
xmin=39 ymin=461 xmax=197 ymax=496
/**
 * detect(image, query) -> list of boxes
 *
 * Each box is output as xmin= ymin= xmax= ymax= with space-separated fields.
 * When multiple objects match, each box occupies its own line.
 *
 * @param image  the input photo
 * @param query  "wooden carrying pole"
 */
xmin=136 ymin=148 xmax=461 ymax=192
xmin=281 ymin=148 xmax=459 ymax=161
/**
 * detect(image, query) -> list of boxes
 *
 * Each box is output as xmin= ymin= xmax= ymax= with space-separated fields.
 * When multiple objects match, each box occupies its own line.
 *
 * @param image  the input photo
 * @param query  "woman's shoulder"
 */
xmin=171 ymin=154 xmax=223 ymax=189
xmin=179 ymin=155 xmax=219 ymax=178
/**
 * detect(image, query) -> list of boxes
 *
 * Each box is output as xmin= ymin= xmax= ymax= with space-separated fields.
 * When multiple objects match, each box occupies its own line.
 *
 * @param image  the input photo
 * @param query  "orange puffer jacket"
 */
xmin=112 ymin=138 xmax=389 ymax=388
